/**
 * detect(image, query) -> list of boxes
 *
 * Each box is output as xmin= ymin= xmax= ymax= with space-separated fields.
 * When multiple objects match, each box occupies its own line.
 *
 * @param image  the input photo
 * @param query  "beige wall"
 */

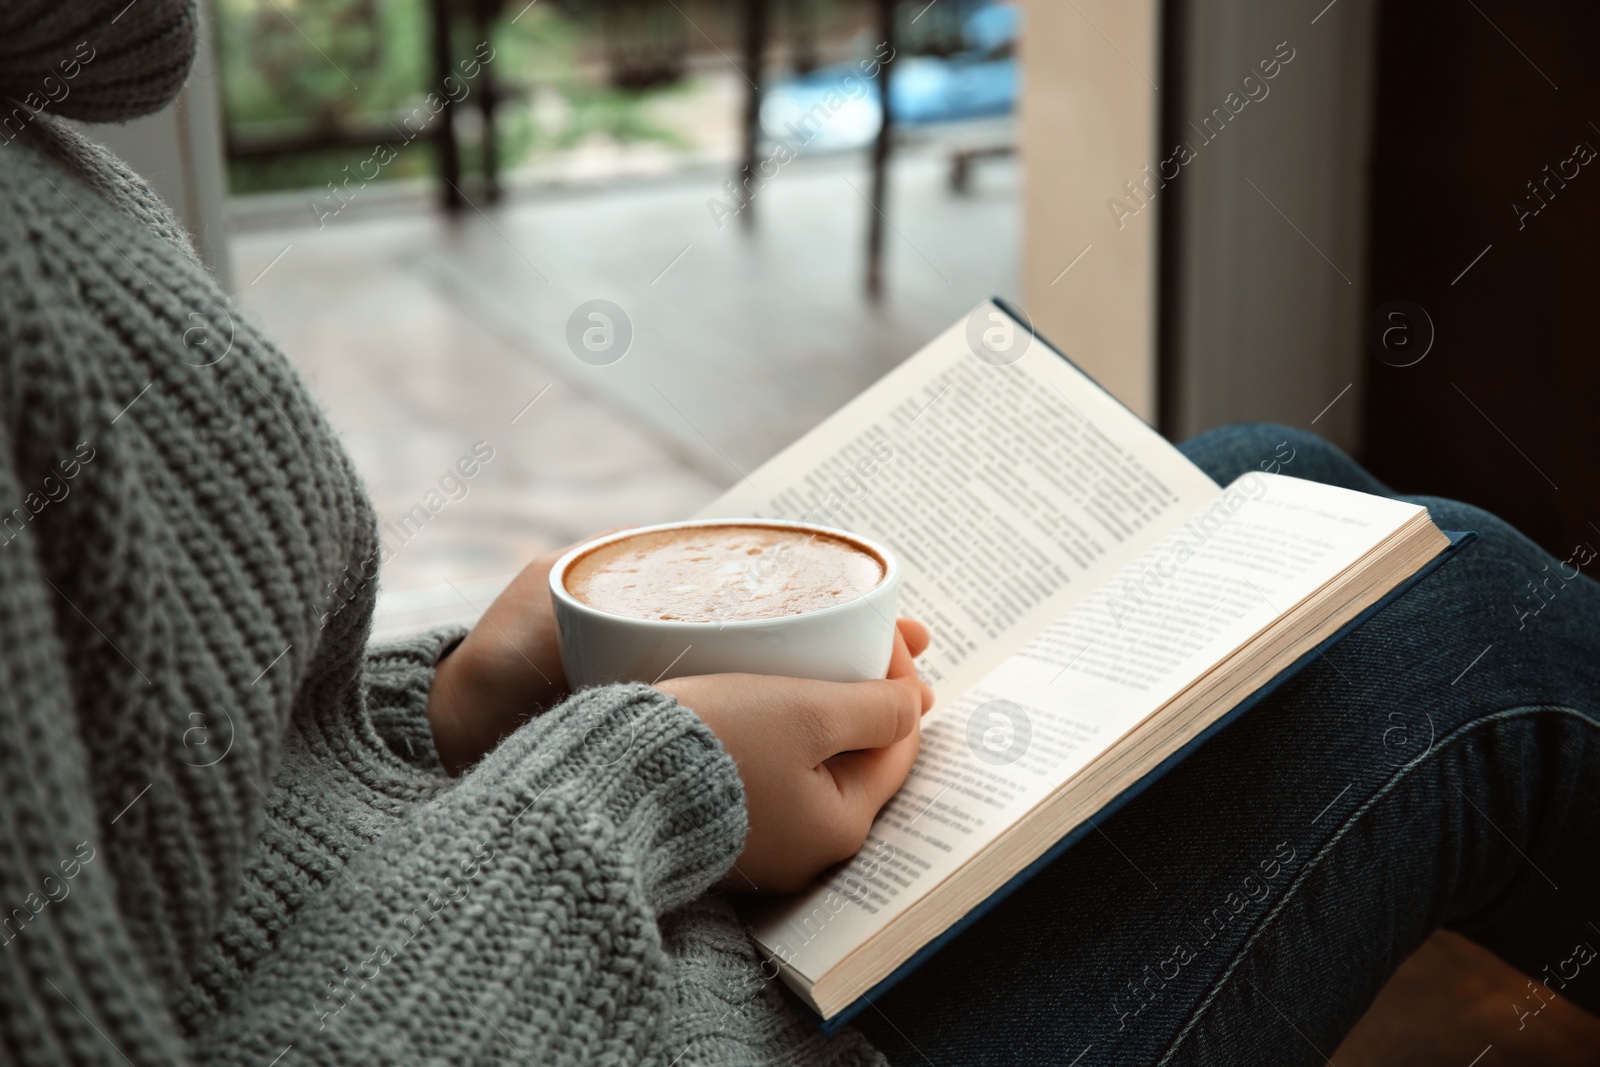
xmin=1018 ymin=0 xmax=1162 ymax=420
xmin=1020 ymin=1 xmax=1377 ymax=449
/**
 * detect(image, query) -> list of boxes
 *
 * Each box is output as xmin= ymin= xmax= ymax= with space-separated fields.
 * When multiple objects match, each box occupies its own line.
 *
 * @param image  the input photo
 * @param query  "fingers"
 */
xmin=888 ymin=621 xmax=935 ymax=713
xmin=896 ymin=617 xmax=931 ymax=658
xmin=784 ymin=615 xmax=934 ymax=761
xmin=820 ymin=620 xmax=933 ymax=835
xmin=825 ymin=722 xmax=921 ymax=818
xmin=886 ymin=627 xmax=915 ymax=681
xmin=792 ymin=676 xmax=920 ymax=762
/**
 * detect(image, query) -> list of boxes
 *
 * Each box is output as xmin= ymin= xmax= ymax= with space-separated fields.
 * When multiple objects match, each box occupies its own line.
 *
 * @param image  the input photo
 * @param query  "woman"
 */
xmin=2 ymin=3 xmax=1596 ymax=1064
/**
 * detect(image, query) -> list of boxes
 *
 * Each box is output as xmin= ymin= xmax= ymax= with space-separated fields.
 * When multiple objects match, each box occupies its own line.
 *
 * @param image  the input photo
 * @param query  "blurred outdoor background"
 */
xmin=202 ymin=0 xmax=1024 ymax=625
xmin=103 ymin=2 xmax=1600 ymax=1060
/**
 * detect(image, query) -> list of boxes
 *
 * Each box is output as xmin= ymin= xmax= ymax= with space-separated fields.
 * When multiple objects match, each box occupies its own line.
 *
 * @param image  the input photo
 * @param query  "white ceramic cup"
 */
xmin=548 ymin=518 xmax=901 ymax=688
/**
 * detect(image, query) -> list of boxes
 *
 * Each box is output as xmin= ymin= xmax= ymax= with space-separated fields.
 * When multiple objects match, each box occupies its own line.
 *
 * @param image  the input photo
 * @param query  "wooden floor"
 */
xmin=1336 ymin=932 xmax=1600 ymax=1067
xmin=231 ymin=150 xmax=1599 ymax=1062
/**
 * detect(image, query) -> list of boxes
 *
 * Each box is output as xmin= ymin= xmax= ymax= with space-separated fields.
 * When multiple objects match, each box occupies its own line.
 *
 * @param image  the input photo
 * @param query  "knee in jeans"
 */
xmin=1415 ymin=498 xmax=1501 ymax=540
xmin=1179 ymin=423 xmax=1343 ymax=483
xmin=1249 ymin=425 xmax=1328 ymax=475
xmin=1409 ymin=496 xmax=1584 ymax=618
xmin=1416 ymin=498 xmax=1545 ymax=563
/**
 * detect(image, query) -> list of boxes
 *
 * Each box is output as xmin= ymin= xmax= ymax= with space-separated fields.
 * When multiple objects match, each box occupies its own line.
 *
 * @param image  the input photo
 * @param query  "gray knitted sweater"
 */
xmin=0 ymin=3 xmax=882 ymax=1063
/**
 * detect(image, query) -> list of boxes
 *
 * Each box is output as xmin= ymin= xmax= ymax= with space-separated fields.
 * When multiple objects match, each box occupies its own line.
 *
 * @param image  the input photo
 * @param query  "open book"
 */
xmin=697 ymin=300 xmax=1461 ymax=1026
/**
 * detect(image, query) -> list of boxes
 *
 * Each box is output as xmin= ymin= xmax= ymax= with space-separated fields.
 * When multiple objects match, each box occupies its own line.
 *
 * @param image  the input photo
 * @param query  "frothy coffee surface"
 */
xmin=565 ymin=524 xmax=884 ymax=622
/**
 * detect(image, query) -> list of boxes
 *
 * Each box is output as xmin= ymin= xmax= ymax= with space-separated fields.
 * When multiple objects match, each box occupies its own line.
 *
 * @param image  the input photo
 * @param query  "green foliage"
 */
xmin=216 ymin=0 xmax=695 ymax=195
xmin=215 ymin=0 xmax=427 ymax=128
xmin=225 ymin=142 xmax=439 ymax=197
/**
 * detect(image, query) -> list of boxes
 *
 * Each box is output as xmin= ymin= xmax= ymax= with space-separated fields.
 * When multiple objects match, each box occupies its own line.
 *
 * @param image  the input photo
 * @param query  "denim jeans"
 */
xmin=855 ymin=424 xmax=1600 ymax=1066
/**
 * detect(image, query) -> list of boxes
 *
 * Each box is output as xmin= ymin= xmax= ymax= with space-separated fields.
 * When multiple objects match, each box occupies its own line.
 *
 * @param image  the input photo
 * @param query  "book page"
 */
xmin=701 ymin=302 xmax=1221 ymax=700
xmin=750 ymin=474 xmax=1427 ymax=986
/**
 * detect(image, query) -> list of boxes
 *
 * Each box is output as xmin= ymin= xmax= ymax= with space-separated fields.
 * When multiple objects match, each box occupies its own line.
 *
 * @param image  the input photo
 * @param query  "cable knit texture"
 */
xmin=0 ymin=0 xmax=197 ymax=124
xmin=0 ymin=3 xmax=884 ymax=1063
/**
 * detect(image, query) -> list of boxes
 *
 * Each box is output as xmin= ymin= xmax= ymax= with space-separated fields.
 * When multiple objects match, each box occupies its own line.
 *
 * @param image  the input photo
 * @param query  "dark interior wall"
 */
xmin=1362 ymin=0 xmax=1600 ymax=557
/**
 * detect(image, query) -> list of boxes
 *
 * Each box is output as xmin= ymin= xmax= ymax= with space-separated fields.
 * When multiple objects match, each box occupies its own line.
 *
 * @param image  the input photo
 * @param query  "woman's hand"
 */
xmin=425 ymin=534 xmax=937 ymax=895
xmin=426 ymin=546 xmax=576 ymax=775
xmin=657 ymin=619 xmax=934 ymax=895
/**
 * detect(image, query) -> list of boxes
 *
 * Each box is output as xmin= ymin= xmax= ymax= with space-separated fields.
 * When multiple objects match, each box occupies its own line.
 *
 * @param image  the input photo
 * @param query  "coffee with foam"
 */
xmin=564 ymin=523 xmax=885 ymax=623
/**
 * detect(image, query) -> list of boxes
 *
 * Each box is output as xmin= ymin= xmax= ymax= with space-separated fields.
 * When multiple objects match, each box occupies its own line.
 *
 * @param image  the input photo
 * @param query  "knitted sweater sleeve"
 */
xmin=362 ymin=627 xmax=469 ymax=773
xmin=0 ymin=425 xmax=196 ymax=1065
xmin=193 ymin=680 xmax=749 ymax=1066
xmin=1 ymin=67 xmax=764 ymax=1060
